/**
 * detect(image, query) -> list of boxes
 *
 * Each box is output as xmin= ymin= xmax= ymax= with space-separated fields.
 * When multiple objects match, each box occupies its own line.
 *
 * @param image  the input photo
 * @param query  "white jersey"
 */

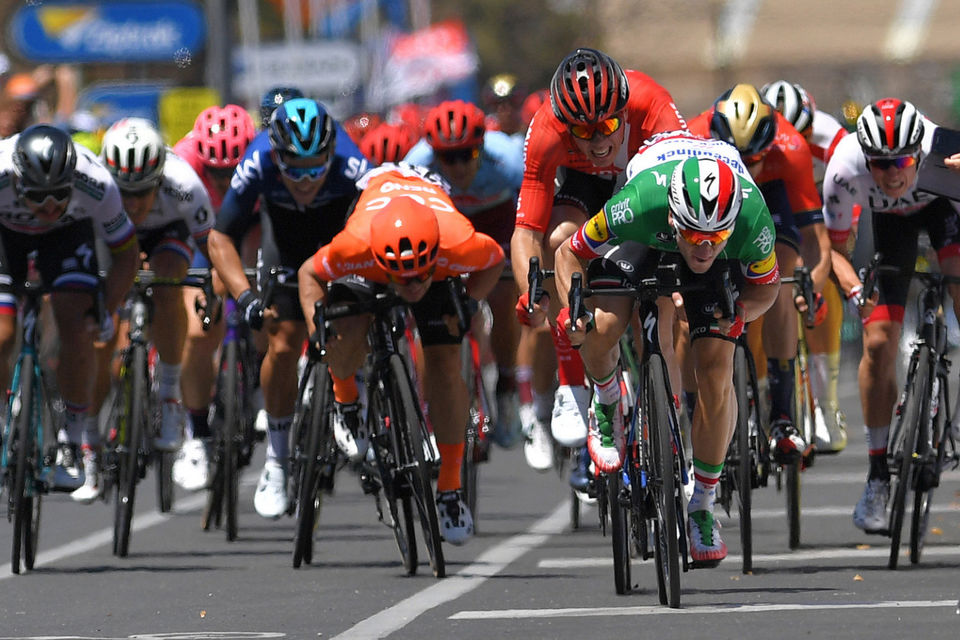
xmin=821 ymin=115 xmax=953 ymax=246
xmin=807 ymin=110 xmax=847 ymax=190
xmin=0 ymin=135 xmax=136 ymax=251
xmin=138 ymin=149 xmax=214 ymax=246
xmin=626 ymin=130 xmax=751 ymax=182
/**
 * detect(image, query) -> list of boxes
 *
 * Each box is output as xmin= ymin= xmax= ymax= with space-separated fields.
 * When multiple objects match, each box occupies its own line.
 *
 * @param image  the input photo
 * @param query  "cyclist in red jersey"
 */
xmin=688 ymin=83 xmax=832 ymax=463
xmin=511 ymin=47 xmax=686 ymax=492
xmin=298 ymin=164 xmax=505 ymax=545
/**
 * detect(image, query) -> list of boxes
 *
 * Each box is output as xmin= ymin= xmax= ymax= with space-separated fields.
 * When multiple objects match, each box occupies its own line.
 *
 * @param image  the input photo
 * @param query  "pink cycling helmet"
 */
xmin=192 ymin=104 xmax=256 ymax=169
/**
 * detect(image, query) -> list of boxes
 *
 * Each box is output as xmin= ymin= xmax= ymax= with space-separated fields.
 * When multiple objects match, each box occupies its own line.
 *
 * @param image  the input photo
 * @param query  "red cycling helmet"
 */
xmin=549 ymin=48 xmax=629 ymax=124
xmin=342 ymin=111 xmax=383 ymax=145
xmin=423 ymin=100 xmax=486 ymax=151
xmin=193 ymin=104 xmax=256 ymax=169
xmin=360 ymin=123 xmax=417 ymax=166
xmin=369 ymin=198 xmax=441 ymax=278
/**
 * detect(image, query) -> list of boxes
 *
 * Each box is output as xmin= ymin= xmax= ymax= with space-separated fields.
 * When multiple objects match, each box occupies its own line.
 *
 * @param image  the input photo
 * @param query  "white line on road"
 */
xmin=750 ymin=503 xmax=960 ymax=519
xmin=539 ymin=544 xmax=960 ymax=569
xmin=450 ymin=599 xmax=958 ymax=620
xmin=329 ymin=500 xmax=570 ymax=640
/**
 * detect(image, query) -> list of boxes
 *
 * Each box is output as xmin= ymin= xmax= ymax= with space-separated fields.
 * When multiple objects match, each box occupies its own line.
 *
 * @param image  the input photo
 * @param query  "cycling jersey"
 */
xmin=173 ymin=134 xmax=225 ymax=211
xmin=569 ymin=136 xmax=779 ymax=287
xmin=688 ymin=109 xmax=822 ymax=247
xmin=807 ymin=110 xmax=847 ymax=190
xmin=515 ymin=69 xmax=686 ymax=233
xmin=311 ymin=166 xmax=504 ymax=285
xmin=0 ymin=136 xmax=135 ymax=251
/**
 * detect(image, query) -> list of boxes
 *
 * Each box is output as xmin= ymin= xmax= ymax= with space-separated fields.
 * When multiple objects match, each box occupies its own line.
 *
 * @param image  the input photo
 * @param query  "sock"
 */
xmin=809 ymin=353 xmax=828 ymax=406
xmin=157 ymin=361 xmax=182 ymax=401
xmin=188 ymin=407 xmax=211 ymax=439
xmin=552 ymin=320 xmax=586 ymax=387
xmin=865 ymin=424 xmax=889 ymax=480
xmin=265 ymin=414 xmax=292 ymax=463
xmin=81 ymin=414 xmax=100 ymax=449
xmin=332 ymin=370 xmax=359 ymax=405
xmin=496 ymin=369 xmax=516 ymax=395
xmin=687 ymin=458 xmax=723 ymax=514
xmin=826 ymin=351 xmax=841 ymax=413
xmin=591 ymin=368 xmax=620 ymax=406
xmin=436 ymin=442 xmax=464 ymax=493
xmin=515 ymin=365 xmax=534 ymax=404
xmin=64 ymin=401 xmax=88 ymax=444
xmin=766 ymin=357 xmax=796 ymax=423
xmin=533 ymin=391 xmax=553 ymax=423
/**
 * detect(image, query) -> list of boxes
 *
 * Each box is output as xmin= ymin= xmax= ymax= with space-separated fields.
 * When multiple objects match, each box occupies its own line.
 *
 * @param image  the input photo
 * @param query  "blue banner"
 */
xmin=10 ymin=1 xmax=206 ymax=63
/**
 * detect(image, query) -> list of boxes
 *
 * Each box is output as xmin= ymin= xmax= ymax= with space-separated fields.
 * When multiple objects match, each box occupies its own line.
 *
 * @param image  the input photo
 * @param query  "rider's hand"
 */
xmin=516 ymin=291 xmax=550 ymax=327
xmin=236 ymin=289 xmax=265 ymax=331
xmin=556 ymin=306 xmax=593 ymax=347
xmin=796 ymin=291 xmax=828 ymax=328
xmin=713 ymin=301 xmax=745 ymax=338
xmin=846 ymin=284 xmax=877 ymax=320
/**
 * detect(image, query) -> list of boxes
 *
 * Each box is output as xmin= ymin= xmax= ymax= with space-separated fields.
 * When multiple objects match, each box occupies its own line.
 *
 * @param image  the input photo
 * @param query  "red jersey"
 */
xmin=311 ymin=168 xmax=504 ymax=284
xmin=173 ymin=134 xmax=225 ymax=211
xmin=515 ymin=69 xmax=686 ymax=233
xmin=688 ymin=109 xmax=822 ymax=227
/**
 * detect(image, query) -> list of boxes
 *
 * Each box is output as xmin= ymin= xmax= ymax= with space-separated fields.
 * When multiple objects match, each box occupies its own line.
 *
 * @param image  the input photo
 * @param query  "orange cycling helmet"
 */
xmin=550 ymin=48 xmax=629 ymax=124
xmin=370 ymin=198 xmax=441 ymax=278
xmin=423 ymin=100 xmax=486 ymax=151
xmin=360 ymin=123 xmax=417 ymax=165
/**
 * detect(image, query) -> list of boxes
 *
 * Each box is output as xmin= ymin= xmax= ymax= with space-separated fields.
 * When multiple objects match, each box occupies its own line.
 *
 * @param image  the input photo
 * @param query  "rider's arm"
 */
xmin=104 ymin=238 xmax=140 ymax=313
xmin=451 ymin=230 xmax=505 ymax=302
xmin=510 ymin=226 xmax=544 ymax=294
xmin=799 ymin=221 xmax=832 ymax=294
xmin=207 ymin=229 xmax=249 ymax=301
xmin=737 ymin=278 xmax=780 ymax=324
xmin=297 ymin=256 xmax=328 ymax=339
xmin=554 ymin=235 xmax=587 ymax=312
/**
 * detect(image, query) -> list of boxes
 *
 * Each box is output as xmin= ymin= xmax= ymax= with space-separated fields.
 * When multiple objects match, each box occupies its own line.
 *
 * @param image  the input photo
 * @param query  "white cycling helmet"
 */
xmin=761 ymin=80 xmax=815 ymax=135
xmin=856 ymin=97 xmax=924 ymax=157
xmin=668 ymin=157 xmax=742 ymax=234
xmin=101 ymin=117 xmax=166 ymax=192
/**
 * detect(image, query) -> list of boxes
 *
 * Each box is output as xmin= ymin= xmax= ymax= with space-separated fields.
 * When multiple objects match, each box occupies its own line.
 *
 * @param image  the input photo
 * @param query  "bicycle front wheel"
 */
xmin=733 ymin=343 xmax=754 ymax=573
xmin=115 ymin=344 xmax=148 ymax=558
xmin=647 ymin=355 xmax=681 ymax=608
xmin=10 ymin=355 xmax=36 ymax=575
xmin=388 ymin=354 xmax=445 ymax=578
xmin=888 ymin=345 xmax=929 ymax=569
xmin=910 ymin=368 xmax=946 ymax=564
xmin=608 ymin=471 xmax=631 ymax=594
xmin=221 ymin=340 xmax=241 ymax=542
xmin=293 ymin=363 xmax=332 ymax=568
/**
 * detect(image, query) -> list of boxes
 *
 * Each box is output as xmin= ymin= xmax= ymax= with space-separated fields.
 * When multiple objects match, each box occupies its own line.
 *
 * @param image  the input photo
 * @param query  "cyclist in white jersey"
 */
xmin=0 ymin=125 xmax=139 ymax=497
xmin=823 ymin=98 xmax=960 ymax=533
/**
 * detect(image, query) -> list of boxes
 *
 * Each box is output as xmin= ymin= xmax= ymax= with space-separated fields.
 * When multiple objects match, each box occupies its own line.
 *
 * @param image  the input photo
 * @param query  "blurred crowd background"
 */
xmin=2 ymin=0 xmax=960 ymax=146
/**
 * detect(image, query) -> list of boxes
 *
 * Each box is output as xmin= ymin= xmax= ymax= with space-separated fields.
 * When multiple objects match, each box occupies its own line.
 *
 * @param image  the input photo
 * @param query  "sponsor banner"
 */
xmin=233 ymin=41 xmax=363 ymax=101
xmin=158 ymin=87 xmax=222 ymax=146
xmin=10 ymin=1 xmax=206 ymax=63
xmin=77 ymin=83 xmax=169 ymax=129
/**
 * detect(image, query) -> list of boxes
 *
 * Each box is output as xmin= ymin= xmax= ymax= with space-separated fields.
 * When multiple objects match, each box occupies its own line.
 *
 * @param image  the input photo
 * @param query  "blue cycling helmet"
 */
xmin=268 ymin=98 xmax=336 ymax=158
xmin=259 ymin=86 xmax=304 ymax=129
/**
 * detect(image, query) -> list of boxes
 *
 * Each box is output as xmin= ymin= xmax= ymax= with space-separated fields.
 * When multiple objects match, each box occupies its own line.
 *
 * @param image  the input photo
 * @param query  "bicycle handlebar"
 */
xmin=781 ymin=266 xmax=816 ymax=328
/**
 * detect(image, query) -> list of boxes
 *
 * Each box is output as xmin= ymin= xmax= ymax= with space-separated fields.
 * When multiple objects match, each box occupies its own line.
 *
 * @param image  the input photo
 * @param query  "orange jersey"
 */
xmin=688 ymin=109 xmax=823 ymax=227
xmin=311 ymin=168 xmax=504 ymax=284
xmin=515 ymin=69 xmax=686 ymax=233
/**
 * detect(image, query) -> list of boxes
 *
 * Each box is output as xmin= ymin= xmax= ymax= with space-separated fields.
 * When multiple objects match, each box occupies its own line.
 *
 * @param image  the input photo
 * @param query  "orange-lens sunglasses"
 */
xmin=676 ymin=226 xmax=732 ymax=247
xmin=569 ymin=116 xmax=622 ymax=140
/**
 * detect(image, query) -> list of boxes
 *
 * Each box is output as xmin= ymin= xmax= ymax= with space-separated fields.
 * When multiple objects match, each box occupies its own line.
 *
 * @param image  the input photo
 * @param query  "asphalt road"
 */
xmin=1 ymin=339 xmax=959 ymax=640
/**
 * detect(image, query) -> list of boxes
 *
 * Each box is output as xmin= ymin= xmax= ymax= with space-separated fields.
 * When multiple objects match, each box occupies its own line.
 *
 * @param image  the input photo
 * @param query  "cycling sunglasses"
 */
xmin=436 ymin=147 xmax=480 ymax=165
xmin=569 ymin=116 xmax=622 ymax=141
xmin=386 ymin=265 xmax=436 ymax=286
xmin=277 ymin=154 xmax=331 ymax=182
xmin=742 ymin=147 xmax=771 ymax=166
xmin=866 ymin=155 xmax=918 ymax=171
xmin=20 ymin=184 xmax=72 ymax=207
xmin=120 ymin=184 xmax=158 ymax=198
xmin=675 ymin=225 xmax=732 ymax=247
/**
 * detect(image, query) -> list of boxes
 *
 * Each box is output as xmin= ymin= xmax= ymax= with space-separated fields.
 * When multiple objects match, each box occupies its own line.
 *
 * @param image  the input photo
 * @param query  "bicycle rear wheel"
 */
xmin=293 ymin=363 xmax=332 ymax=568
xmin=733 ymin=344 xmax=754 ymax=573
xmin=647 ymin=356 xmax=681 ymax=608
xmin=389 ymin=354 xmax=445 ymax=578
xmin=221 ymin=340 xmax=241 ymax=542
xmin=10 ymin=356 xmax=36 ymax=575
xmin=155 ymin=449 xmax=174 ymax=514
xmin=910 ymin=368 xmax=946 ymax=564
xmin=888 ymin=346 xmax=928 ymax=569
xmin=608 ymin=471 xmax=631 ymax=594
xmin=115 ymin=344 xmax=147 ymax=558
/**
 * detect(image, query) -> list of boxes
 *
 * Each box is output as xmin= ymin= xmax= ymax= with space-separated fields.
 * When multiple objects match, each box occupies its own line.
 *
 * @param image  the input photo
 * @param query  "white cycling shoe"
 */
xmin=254 ymin=459 xmax=288 ymax=519
xmin=550 ymin=385 xmax=591 ymax=448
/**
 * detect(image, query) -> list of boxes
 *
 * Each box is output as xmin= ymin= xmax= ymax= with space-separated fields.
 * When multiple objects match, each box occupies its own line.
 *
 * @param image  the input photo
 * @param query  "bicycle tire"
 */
xmin=785 ymin=461 xmax=801 ymax=549
xmin=388 ymin=354 xmax=445 ymax=578
xmin=155 ymin=450 xmax=174 ymax=513
xmin=293 ymin=363 xmax=331 ymax=568
xmin=733 ymin=344 xmax=753 ymax=573
xmin=888 ymin=345 xmax=928 ymax=569
xmin=786 ymin=353 xmax=811 ymax=550
xmin=647 ymin=355 xmax=681 ymax=608
xmin=910 ymin=369 xmax=946 ymax=564
xmin=115 ymin=344 xmax=147 ymax=558
xmin=608 ymin=471 xmax=631 ymax=594
xmin=10 ymin=355 xmax=35 ymax=574
xmin=201 ymin=445 xmax=223 ymax=531
xmin=221 ymin=340 xmax=240 ymax=542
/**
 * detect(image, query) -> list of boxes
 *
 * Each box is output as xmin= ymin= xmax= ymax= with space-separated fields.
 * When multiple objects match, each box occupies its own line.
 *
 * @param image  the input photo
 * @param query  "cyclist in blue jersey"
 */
xmin=404 ymin=100 xmax=554 ymax=469
xmin=207 ymin=97 xmax=370 ymax=519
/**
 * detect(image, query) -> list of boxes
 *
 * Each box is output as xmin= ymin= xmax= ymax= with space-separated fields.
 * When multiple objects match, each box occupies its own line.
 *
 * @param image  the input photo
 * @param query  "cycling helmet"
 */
xmin=710 ymin=84 xmax=777 ymax=158
xmin=856 ymin=97 xmax=924 ymax=157
xmin=342 ymin=111 xmax=383 ymax=145
xmin=360 ymin=123 xmax=417 ymax=166
xmin=101 ymin=117 xmax=166 ymax=192
xmin=193 ymin=104 xmax=256 ymax=169
xmin=12 ymin=124 xmax=77 ymax=193
xmin=668 ymin=157 xmax=742 ymax=234
xmin=259 ymin=86 xmax=304 ymax=129
xmin=549 ymin=48 xmax=629 ymax=124
xmin=482 ymin=73 xmax=524 ymax=107
xmin=761 ymin=80 xmax=815 ymax=135
xmin=423 ymin=100 xmax=486 ymax=151
xmin=369 ymin=199 xmax=441 ymax=278
xmin=267 ymin=97 xmax=336 ymax=158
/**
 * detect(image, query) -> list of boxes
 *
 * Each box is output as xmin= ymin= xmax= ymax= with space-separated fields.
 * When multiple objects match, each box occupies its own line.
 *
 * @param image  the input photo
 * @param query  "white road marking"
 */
xmin=450 ymin=599 xmax=958 ymax=620
xmin=539 ymin=544 xmax=960 ymax=569
xmin=329 ymin=500 xmax=570 ymax=640
xmin=750 ymin=502 xmax=960 ymax=519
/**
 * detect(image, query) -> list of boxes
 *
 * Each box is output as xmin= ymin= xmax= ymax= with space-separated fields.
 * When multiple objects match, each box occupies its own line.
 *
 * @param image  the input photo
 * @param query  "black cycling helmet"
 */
xmin=259 ymin=86 xmax=305 ymax=129
xmin=13 ymin=124 xmax=77 ymax=193
xmin=550 ymin=48 xmax=629 ymax=124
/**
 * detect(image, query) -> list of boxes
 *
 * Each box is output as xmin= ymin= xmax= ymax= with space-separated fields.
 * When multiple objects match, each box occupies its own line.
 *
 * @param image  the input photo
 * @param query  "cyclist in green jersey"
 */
xmin=554 ymin=131 xmax=780 ymax=564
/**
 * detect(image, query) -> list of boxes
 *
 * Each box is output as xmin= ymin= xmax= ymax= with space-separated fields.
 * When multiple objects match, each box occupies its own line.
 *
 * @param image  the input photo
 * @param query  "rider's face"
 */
xmin=570 ymin=122 xmax=625 ymax=168
xmin=867 ymin=154 xmax=919 ymax=200
xmin=674 ymin=221 xmax=729 ymax=274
